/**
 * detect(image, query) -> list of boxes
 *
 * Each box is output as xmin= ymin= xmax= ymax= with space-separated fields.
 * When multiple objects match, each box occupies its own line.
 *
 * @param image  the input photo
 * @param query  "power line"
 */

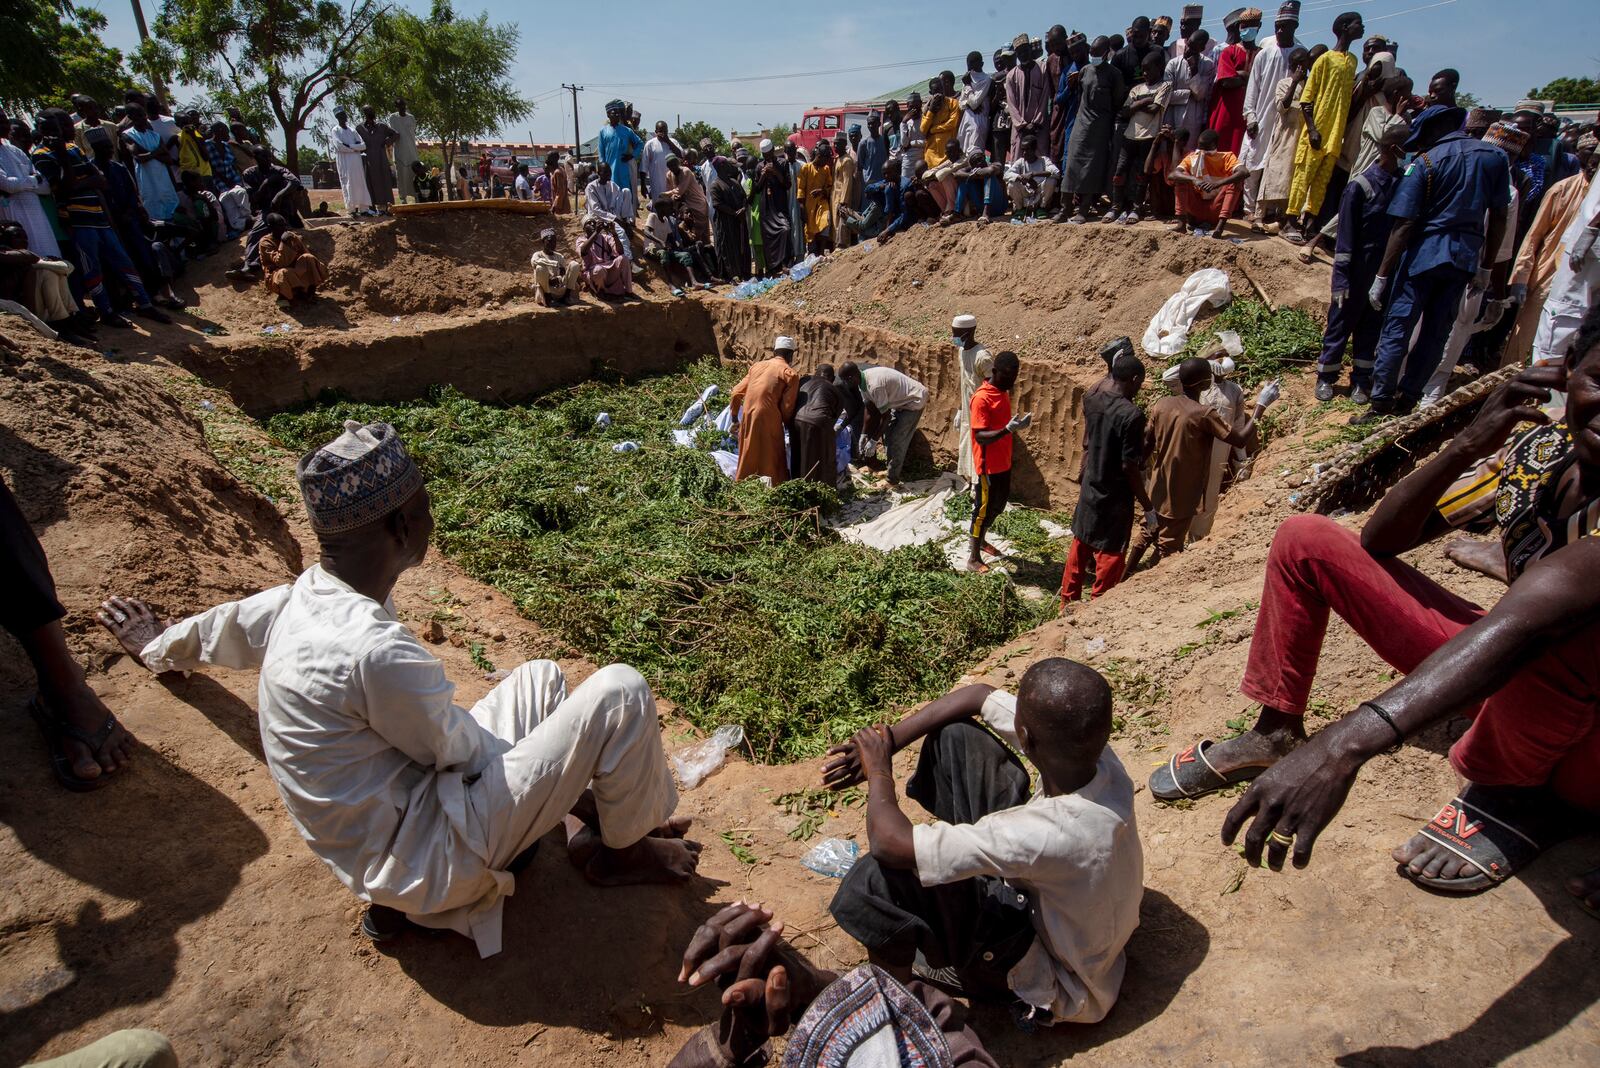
xmin=587 ymin=54 xmax=965 ymax=89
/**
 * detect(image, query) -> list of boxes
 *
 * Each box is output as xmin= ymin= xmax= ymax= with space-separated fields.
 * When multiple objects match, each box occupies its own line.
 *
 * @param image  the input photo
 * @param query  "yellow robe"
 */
xmin=797 ymin=161 xmax=834 ymax=243
xmin=830 ymin=154 xmax=859 ymax=238
xmin=1287 ymin=50 xmax=1356 ymax=217
xmin=921 ymin=96 xmax=961 ymax=170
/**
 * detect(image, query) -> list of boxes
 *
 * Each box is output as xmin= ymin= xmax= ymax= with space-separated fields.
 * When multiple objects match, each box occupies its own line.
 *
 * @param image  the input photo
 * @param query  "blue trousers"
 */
xmin=73 ymin=225 xmax=151 ymax=314
xmin=1370 ymin=264 xmax=1471 ymax=405
xmin=1318 ymin=264 xmax=1384 ymax=388
xmin=955 ymin=176 xmax=1006 ymax=218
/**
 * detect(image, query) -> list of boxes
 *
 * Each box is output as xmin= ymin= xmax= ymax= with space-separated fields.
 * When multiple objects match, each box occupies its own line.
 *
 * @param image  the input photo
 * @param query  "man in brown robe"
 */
xmin=258 ymin=213 xmax=328 ymax=304
xmin=729 ymin=336 xmax=801 ymax=484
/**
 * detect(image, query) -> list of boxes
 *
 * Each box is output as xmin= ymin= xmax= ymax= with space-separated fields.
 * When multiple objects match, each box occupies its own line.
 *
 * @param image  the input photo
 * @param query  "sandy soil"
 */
xmin=1 ymin=217 xmax=1596 ymax=1067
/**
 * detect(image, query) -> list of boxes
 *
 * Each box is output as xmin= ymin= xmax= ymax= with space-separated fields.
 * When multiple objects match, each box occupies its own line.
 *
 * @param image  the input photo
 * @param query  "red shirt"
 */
xmin=970 ymin=381 xmax=1013 ymax=475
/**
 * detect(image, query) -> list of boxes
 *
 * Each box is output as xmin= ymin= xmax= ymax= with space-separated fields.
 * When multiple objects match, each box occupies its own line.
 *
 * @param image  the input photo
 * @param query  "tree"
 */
xmin=153 ymin=0 xmax=392 ymax=173
xmin=674 ymin=120 xmax=729 ymax=156
xmin=0 ymin=0 xmax=139 ymax=113
xmin=1527 ymin=77 xmax=1600 ymax=106
xmin=768 ymin=122 xmax=794 ymax=145
xmin=1455 ymin=90 xmax=1480 ymax=110
xmin=342 ymin=0 xmax=530 ymax=193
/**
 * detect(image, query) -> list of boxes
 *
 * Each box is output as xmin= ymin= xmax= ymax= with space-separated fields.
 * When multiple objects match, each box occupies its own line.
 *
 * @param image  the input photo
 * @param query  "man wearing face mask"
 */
xmin=1058 ymin=35 xmax=1127 ymax=225
xmin=1209 ymin=8 xmax=1263 ymax=155
xmin=950 ymin=314 xmax=993 ymax=487
xmin=1005 ymin=34 xmax=1049 ymax=163
xmin=1239 ymin=2 xmax=1303 ymax=227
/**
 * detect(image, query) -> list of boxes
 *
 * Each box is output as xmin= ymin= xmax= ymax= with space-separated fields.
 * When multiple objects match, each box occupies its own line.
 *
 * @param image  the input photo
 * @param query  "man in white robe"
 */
xmin=957 ymin=54 xmax=992 ymax=157
xmin=950 ymin=314 xmax=994 ymax=486
xmin=98 ymin=421 xmax=698 ymax=958
xmin=1188 ymin=356 xmax=1246 ymax=541
xmin=0 ymin=106 xmax=62 ymax=257
xmin=1238 ymin=1 xmax=1303 ymax=221
xmin=332 ymin=107 xmax=373 ymax=215
xmin=388 ymin=99 xmax=420 ymax=203
xmin=1531 ymin=157 xmax=1600 ymax=367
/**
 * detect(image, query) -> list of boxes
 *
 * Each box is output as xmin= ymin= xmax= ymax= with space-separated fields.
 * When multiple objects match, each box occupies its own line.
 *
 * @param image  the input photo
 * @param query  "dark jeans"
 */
xmin=830 ymin=720 xmax=1036 ymax=1001
xmin=73 ymin=225 xmax=152 ymax=313
xmin=1113 ymin=137 xmax=1155 ymax=213
xmin=1318 ymin=264 xmax=1383 ymax=388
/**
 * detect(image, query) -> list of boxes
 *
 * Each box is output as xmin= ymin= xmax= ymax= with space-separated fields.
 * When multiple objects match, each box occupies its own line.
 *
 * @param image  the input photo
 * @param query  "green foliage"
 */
xmin=1179 ymin=299 xmax=1324 ymax=386
xmin=343 ymin=0 xmax=531 ymax=179
xmin=1526 ymin=77 xmax=1600 ymax=106
xmin=719 ymin=830 xmax=759 ymax=866
xmin=768 ymin=123 xmax=794 ymax=145
xmin=0 ymin=1 xmax=138 ymax=113
xmin=268 ymin=360 xmax=1049 ymax=762
xmin=153 ymin=0 xmax=389 ymax=170
xmin=675 ymin=120 xmax=730 ymax=156
xmin=1454 ymin=90 xmax=1480 ymax=111
xmin=776 ymin=785 xmax=863 ymax=840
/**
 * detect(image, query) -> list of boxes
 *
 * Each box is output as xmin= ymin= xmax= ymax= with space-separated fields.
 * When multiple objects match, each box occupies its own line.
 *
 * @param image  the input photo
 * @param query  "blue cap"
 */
xmin=1405 ymin=104 xmax=1465 ymax=150
xmin=849 ymin=123 xmax=862 ymax=134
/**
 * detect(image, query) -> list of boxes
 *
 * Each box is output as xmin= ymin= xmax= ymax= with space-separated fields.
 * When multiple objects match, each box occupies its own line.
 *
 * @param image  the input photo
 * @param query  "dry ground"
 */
xmin=1 ymin=216 xmax=1595 ymax=1067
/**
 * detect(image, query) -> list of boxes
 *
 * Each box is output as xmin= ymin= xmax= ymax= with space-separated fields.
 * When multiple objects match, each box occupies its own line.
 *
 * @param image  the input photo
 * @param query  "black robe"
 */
xmin=755 ymin=162 xmax=793 ymax=272
xmin=711 ymin=177 xmax=751 ymax=281
xmin=1063 ymin=63 xmax=1127 ymax=202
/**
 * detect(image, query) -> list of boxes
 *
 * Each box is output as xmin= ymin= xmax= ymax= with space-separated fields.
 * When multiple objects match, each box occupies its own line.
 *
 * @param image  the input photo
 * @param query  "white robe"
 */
xmin=140 ymin=564 xmax=677 ymax=958
xmin=954 ymin=342 xmax=994 ymax=483
xmin=958 ymin=71 xmax=992 ymax=156
xmin=1532 ymin=168 xmax=1600 ymax=366
xmin=0 ymin=138 xmax=60 ymax=257
xmin=1239 ymin=36 xmax=1302 ymax=173
xmin=1189 ymin=377 xmax=1245 ymax=542
xmin=333 ymin=125 xmax=373 ymax=211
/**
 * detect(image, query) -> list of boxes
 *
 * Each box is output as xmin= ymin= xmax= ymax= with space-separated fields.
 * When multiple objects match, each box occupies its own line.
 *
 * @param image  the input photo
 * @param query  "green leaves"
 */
xmin=1179 ymin=300 xmax=1324 ymax=387
xmin=268 ymin=360 xmax=1050 ymax=763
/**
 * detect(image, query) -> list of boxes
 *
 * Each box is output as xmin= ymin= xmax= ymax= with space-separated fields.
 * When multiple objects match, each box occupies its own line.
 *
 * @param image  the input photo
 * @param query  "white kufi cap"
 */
xmin=951 ymin=314 xmax=977 ymax=330
xmin=774 ymin=335 xmax=797 ymax=351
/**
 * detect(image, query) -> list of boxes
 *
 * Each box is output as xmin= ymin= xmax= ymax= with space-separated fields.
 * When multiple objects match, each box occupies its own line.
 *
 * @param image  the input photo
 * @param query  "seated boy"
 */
xmin=823 ymin=657 xmax=1143 ymax=1028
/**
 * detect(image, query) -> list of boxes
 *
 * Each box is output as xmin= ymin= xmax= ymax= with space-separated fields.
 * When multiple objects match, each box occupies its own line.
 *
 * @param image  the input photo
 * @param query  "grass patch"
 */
xmin=1179 ymin=299 xmax=1324 ymax=386
xmin=267 ymin=359 xmax=1051 ymax=763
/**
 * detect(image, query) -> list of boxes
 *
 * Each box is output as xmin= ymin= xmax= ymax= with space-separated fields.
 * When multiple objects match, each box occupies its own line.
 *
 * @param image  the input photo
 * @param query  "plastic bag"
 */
xmin=801 ymin=837 xmax=859 ymax=878
xmin=595 ymin=412 xmax=612 ymax=428
xmin=671 ymin=724 xmax=745 ymax=788
xmin=612 ymin=441 xmax=640 ymax=453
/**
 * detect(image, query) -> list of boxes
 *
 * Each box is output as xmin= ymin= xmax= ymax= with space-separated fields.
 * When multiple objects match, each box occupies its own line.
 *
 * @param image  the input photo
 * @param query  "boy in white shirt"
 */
xmin=822 ymin=658 xmax=1143 ymax=1027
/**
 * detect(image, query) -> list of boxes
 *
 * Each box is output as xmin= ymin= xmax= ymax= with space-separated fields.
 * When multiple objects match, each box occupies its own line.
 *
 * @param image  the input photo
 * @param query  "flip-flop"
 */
xmin=1403 ymin=786 xmax=1580 ymax=894
xmin=28 ymin=694 xmax=118 ymax=792
xmin=1148 ymin=739 xmax=1272 ymax=801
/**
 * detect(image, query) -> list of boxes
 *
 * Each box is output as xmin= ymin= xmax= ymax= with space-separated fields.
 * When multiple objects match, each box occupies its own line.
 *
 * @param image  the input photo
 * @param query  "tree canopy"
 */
xmin=674 ymin=120 xmax=730 ymax=156
xmin=0 ymin=0 xmax=139 ymax=114
xmin=1527 ymin=77 xmax=1600 ymax=106
xmin=152 ymin=0 xmax=391 ymax=172
xmin=342 ymin=0 xmax=530 ymax=180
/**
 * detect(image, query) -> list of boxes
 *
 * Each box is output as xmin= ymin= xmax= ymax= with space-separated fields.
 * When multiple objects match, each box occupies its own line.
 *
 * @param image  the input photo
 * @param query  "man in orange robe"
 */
xmin=729 ymin=336 xmax=800 ymax=483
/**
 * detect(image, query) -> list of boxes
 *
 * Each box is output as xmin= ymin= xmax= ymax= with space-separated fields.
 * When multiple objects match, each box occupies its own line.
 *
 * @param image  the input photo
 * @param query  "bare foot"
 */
xmin=1566 ymin=866 xmax=1600 ymax=914
xmin=1392 ymin=830 xmax=1478 ymax=882
xmin=96 ymin=596 xmax=170 ymax=665
xmin=965 ymin=560 xmax=991 ymax=574
xmin=571 ymin=825 xmax=702 ymax=886
xmin=1444 ymin=537 xmax=1509 ymax=584
xmin=652 ymin=815 xmax=693 ymax=839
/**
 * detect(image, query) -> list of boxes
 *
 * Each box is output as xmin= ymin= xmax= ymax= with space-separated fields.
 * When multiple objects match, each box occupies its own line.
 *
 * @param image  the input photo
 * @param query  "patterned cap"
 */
xmin=1066 ymin=30 xmax=1087 ymax=47
xmin=1513 ymin=99 xmax=1545 ymax=116
xmin=1153 ymin=15 xmax=1173 ymax=28
xmin=1464 ymin=107 xmax=1497 ymax=131
xmin=297 ymin=420 xmax=424 ymax=534
xmin=1223 ymin=8 xmax=1246 ymax=28
xmin=1276 ymin=0 xmax=1300 ymax=20
xmin=1579 ymin=131 xmax=1599 ymax=154
xmin=1182 ymin=5 xmax=1204 ymax=18
xmin=1483 ymin=121 xmax=1530 ymax=156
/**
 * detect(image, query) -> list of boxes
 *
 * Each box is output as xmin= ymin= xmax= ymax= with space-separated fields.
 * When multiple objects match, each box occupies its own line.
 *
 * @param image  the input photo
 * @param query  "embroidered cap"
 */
xmin=297 ymin=420 xmax=424 ymax=534
xmin=1275 ymin=0 xmax=1300 ymax=21
xmin=1483 ymin=121 xmax=1531 ymax=156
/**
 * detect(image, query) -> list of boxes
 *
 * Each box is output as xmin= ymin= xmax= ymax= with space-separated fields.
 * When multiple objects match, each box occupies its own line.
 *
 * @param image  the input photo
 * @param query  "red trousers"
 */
xmin=1062 ymin=538 xmax=1127 ymax=602
xmin=1242 ymin=515 xmax=1600 ymax=810
xmin=1175 ymin=181 xmax=1242 ymax=225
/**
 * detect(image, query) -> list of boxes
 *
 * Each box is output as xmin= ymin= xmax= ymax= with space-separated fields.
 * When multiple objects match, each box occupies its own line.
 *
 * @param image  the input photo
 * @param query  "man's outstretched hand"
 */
xmin=1220 ymin=724 xmax=1363 ymax=870
xmin=821 ymin=723 xmax=893 ymax=790
xmin=96 ymin=596 xmax=171 ymax=667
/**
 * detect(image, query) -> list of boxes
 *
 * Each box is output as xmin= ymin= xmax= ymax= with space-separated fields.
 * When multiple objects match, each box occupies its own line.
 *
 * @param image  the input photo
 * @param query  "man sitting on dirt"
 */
xmin=1126 ymin=357 xmax=1277 ymax=570
xmin=530 ymin=227 xmax=581 ymax=307
xmin=577 ymin=216 xmax=632 ymax=299
xmin=97 ymin=420 xmax=699 ymax=957
xmin=1158 ymin=303 xmax=1600 ymax=915
xmin=818 ymin=658 xmax=1143 ymax=1029
xmin=1169 ymin=128 xmax=1250 ymax=238
xmin=583 ymin=161 xmax=637 ymax=264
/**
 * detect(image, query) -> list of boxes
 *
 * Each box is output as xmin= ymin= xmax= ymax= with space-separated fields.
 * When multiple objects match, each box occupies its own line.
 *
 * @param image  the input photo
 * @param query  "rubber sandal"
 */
xmin=1403 ymin=786 xmax=1579 ymax=894
xmin=1148 ymin=739 xmax=1271 ymax=801
xmin=28 ymin=694 xmax=117 ymax=792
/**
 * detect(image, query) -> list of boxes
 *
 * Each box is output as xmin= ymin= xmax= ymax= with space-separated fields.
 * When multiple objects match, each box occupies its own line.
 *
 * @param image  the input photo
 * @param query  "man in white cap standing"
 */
xmin=950 ymin=314 xmax=993 ymax=487
xmin=97 ymin=421 xmax=699 ymax=957
xmin=730 ymin=336 xmax=801 ymax=483
xmin=1239 ymin=1 xmax=1302 ymax=229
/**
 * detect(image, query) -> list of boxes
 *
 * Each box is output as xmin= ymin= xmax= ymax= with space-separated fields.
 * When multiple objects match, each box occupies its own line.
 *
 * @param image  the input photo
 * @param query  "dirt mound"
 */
xmin=765 ymin=221 xmax=1328 ymax=370
xmin=0 ymin=324 xmax=301 ymax=670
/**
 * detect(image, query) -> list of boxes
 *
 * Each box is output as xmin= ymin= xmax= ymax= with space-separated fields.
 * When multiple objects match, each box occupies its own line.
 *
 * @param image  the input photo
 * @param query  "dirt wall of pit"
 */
xmin=706 ymin=300 xmax=1088 ymax=506
xmin=179 ymin=299 xmax=721 ymax=416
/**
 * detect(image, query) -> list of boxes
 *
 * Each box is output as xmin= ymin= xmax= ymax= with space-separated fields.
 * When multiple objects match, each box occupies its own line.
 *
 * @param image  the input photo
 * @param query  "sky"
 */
xmin=88 ymin=0 xmax=1597 ymax=149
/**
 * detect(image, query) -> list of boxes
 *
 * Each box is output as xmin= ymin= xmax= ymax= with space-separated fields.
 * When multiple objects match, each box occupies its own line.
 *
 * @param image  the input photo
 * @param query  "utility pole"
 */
xmin=562 ymin=84 xmax=584 ymax=156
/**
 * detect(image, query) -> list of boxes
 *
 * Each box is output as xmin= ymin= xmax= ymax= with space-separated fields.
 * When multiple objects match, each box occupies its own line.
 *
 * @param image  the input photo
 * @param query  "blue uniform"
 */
xmin=855 ymin=133 xmax=888 ymax=190
xmin=1318 ymin=163 xmax=1400 ymax=388
xmin=1369 ymin=133 xmax=1510 ymax=405
xmin=597 ymin=123 xmax=644 ymax=191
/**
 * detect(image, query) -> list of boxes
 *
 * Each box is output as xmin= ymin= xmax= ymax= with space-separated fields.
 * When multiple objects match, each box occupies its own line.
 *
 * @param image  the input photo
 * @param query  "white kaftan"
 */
xmin=954 ymin=342 xmax=994 ymax=484
xmin=0 ymin=138 xmax=60 ymax=257
xmin=1532 ymin=168 xmax=1600 ymax=366
xmin=958 ymin=71 xmax=992 ymax=156
xmin=333 ymin=126 xmax=373 ymax=211
xmin=1239 ymin=36 xmax=1302 ymax=173
xmin=388 ymin=112 xmax=419 ymax=202
xmin=140 ymin=564 xmax=677 ymax=958
xmin=1189 ymin=377 xmax=1244 ymax=541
